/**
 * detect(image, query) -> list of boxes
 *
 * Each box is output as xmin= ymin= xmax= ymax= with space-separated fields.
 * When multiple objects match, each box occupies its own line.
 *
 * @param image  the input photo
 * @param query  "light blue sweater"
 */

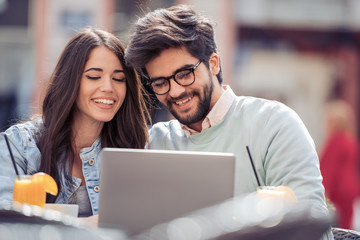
xmin=149 ymin=95 xmax=333 ymax=239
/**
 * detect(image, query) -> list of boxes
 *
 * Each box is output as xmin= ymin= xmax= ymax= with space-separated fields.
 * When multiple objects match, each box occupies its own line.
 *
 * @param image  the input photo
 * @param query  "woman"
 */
xmin=320 ymin=99 xmax=360 ymax=229
xmin=0 ymin=28 xmax=150 ymax=217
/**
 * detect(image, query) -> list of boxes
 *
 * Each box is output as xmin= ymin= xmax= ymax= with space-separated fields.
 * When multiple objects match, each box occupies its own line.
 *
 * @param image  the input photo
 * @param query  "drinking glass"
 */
xmin=13 ymin=175 xmax=46 ymax=208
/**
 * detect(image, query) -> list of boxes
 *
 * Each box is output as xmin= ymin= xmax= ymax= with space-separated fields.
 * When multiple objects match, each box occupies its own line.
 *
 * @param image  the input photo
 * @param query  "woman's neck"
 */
xmin=72 ymin=118 xmax=104 ymax=151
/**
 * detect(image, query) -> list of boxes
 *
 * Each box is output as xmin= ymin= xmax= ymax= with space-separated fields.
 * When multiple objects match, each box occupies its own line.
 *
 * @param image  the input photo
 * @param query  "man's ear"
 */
xmin=209 ymin=53 xmax=220 ymax=76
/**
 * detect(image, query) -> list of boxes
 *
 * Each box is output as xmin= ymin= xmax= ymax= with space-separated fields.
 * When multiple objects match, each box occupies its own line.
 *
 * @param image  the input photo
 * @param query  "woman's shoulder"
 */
xmin=1 ymin=118 xmax=43 ymax=174
xmin=3 ymin=119 xmax=43 ymax=146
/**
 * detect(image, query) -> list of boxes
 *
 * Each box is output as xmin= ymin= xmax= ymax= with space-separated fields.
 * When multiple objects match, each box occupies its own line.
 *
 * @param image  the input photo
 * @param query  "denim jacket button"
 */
xmin=93 ymin=186 xmax=100 ymax=192
xmin=88 ymin=158 xmax=95 ymax=166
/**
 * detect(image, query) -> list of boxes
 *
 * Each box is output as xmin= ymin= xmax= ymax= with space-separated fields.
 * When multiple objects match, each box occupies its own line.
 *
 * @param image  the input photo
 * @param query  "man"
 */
xmin=125 ymin=4 xmax=333 ymax=239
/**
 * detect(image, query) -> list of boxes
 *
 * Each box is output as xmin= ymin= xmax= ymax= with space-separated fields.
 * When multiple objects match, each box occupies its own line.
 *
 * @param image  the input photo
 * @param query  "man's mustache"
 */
xmin=167 ymin=91 xmax=199 ymax=103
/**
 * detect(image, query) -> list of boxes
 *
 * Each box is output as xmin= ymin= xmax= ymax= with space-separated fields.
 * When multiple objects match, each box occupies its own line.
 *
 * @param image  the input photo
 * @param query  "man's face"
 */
xmin=145 ymin=46 xmax=222 ymax=130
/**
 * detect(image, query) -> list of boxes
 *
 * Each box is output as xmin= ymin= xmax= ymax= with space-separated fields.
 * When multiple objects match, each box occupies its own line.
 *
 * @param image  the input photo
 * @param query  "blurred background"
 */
xmin=1 ymin=0 xmax=360 ymax=148
xmin=1 ymin=0 xmax=360 ymax=229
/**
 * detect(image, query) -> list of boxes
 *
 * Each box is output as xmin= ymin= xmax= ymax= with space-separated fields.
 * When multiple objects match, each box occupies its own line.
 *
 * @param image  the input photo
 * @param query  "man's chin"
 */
xmin=171 ymin=113 xmax=191 ymax=125
xmin=167 ymin=99 xmax=208 ymax=126
xmin=172 ymin=112 xmax=203 ymax=126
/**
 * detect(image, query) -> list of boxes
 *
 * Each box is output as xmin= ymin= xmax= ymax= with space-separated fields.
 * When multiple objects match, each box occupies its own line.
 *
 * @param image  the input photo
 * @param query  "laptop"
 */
xmin=98 ymin=148 xmax=235 ymax=236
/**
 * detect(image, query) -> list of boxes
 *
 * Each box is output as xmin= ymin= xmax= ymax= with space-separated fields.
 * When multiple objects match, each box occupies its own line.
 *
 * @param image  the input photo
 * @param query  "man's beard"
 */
xmin=166 ymin=77 xmax=214 ymax=126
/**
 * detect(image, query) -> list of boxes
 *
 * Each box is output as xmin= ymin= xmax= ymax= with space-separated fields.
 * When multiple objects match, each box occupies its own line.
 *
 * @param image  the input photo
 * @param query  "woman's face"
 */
xmin=75 ymin=46 xmax=127 ymax=126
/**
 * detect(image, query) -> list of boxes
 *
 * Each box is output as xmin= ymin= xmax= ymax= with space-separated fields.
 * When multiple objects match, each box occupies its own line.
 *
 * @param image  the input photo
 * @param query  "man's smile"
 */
xmin=175 ymin=96 xmax=192 ymax=105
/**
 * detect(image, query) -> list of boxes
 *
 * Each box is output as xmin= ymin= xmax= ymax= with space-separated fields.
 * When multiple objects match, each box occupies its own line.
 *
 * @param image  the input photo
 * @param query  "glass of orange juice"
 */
xmin=13 ymin=175 xmax=46 ymax=207
xmin=13 ymin=173 xmax=58 ymax=208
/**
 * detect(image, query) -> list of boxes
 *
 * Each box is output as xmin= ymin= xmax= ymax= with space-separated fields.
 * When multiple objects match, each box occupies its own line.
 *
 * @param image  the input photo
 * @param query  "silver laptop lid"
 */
xmin=98 ymin=148 xmax=235 ymax=236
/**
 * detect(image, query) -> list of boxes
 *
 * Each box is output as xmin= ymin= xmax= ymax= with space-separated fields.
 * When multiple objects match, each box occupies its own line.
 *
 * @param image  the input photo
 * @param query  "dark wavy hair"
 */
xmin=125 ymin=4 xmax=223 ymax=84
xmin=37 ymin=28 xmax=150 ymax=202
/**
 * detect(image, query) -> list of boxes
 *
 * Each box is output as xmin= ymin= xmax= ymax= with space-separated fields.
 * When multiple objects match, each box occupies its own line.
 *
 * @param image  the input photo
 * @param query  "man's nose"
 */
xmin=168 ymin=78 xmax=186 ymax=97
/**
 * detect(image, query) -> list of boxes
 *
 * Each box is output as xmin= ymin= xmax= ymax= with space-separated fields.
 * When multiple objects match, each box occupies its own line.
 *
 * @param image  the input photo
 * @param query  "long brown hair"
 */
xmin=37 ymin=28 xmax=150 ymax=202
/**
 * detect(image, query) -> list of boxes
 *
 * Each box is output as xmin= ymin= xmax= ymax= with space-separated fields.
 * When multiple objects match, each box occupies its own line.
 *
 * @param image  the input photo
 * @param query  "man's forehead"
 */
xmin=145 ymin=46 xmax=196 ymax=77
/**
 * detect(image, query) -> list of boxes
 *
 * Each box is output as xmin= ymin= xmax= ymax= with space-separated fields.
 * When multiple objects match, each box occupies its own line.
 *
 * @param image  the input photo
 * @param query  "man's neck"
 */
xmin=188 ymin=119 xmax=205 ymax=132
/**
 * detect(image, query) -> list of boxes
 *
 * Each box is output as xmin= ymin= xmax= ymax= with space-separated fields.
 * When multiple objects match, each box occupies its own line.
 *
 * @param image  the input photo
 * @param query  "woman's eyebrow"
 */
xmin=85 ymin=67 xmax=102 ymax=72
xmin=114 ymin=70 xmax=124 ymax=73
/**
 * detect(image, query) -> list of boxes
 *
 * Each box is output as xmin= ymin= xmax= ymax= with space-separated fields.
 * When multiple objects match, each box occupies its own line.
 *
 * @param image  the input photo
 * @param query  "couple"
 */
xmin=0 ymin=4 xmax=332 ymax=239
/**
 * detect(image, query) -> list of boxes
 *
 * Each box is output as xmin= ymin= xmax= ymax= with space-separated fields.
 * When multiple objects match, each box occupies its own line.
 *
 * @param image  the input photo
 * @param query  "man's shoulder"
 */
xmin=227 ymin=96 xmax=302 ymax=130
xmin=233 ymin=96 xmax=292 ymax=115
xmin=148 ymin=119 xmax=184 ymax=148
xmin=236 ymin=95 xmax=285 ymax=108
xmin=149 ymin=119 xmax=181 ymax=134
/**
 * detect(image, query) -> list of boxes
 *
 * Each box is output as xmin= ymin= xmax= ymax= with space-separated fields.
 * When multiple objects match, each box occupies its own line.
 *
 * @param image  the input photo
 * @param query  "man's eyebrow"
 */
xmin=175 ymin=63 xmax=195 ymax=72
xmin=149 ymin=63 xmax=194 ymax=80
xmin=85 ymin=67 xmax=102 ymax=72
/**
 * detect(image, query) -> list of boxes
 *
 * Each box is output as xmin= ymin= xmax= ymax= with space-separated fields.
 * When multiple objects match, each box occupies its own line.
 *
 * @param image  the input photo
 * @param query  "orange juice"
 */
xmin=13 ymin=175 xmax=46 ymax=207
xmin=13 ymin=173 xmax=58 ymax=208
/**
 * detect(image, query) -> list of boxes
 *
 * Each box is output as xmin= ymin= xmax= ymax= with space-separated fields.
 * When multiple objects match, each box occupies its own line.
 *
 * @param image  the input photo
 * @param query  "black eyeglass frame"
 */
xmin=146 ymin=60 xmax=202 ymax=95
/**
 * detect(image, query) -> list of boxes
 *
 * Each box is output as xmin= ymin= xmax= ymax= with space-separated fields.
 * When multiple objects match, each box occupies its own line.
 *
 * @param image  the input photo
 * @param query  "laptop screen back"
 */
xmin=98 ymin=148 xmax=235 ymax=236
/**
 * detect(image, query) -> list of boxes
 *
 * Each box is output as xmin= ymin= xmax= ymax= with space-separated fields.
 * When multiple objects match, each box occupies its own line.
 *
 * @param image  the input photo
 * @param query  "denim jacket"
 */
xmin=0 ymin=121 xmax=102 ymax=215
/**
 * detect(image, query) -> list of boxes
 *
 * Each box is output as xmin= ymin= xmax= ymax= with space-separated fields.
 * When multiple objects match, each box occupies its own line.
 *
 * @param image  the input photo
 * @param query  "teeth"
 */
xmin=93 ymin=99 xmax=114 ymax=105
xmin=175 ymin=97 xmax=192 ymax=105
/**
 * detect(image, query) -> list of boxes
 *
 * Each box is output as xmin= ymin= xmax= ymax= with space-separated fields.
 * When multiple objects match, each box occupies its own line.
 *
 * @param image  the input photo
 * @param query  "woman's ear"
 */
xmin=208 ymin=53 xmax=220 ymax=76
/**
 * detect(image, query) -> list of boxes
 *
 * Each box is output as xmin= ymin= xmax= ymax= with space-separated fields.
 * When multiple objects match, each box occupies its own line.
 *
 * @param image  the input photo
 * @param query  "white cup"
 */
xmin=44 ymin=203 xmax=79 ymax=217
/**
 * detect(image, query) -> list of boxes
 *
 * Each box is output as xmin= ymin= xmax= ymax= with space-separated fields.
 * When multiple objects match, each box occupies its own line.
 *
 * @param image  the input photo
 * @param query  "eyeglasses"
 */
xmin=147 ymin=60 xmax=202 ymax=95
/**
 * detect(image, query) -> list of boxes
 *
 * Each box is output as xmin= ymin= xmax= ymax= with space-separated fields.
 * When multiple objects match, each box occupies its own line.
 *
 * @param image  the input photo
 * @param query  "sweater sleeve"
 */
xmin=257 ymin=102 xmax=333 ymax=239
xmin=258 ymin=102 xmax=328 ymax=211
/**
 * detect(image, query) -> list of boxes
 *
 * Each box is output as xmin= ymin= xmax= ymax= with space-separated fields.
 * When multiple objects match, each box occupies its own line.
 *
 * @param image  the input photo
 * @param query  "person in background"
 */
xmin=320 ymin=99 xmax=360 ymax=229
xmin=0 ymin=28 xmax=150 ymax=219
xmin=125 ymin=4 xmax=333 ymax=239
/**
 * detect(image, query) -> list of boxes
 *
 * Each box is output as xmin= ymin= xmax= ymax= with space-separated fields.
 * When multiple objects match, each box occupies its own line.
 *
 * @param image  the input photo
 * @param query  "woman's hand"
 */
xmin=78 ymin=214 xmax=99 ymax=228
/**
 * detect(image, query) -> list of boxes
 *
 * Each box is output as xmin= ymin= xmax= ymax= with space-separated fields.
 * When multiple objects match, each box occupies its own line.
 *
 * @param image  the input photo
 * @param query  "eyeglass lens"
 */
xmin=150 ymin=60 xmax=201 ymax=95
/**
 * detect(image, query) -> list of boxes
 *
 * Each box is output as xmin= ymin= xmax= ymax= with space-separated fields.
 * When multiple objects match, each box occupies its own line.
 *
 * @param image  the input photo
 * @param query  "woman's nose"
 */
xmin=100 ymin=77 xmax=114 ymax=92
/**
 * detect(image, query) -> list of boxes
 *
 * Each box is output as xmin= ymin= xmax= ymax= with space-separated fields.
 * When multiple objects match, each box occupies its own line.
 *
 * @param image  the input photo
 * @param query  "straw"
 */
xmin=4 ymin=134 xmax=20 ymax=176
xmin=246 ymin=146 xmax=261 ymax=187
